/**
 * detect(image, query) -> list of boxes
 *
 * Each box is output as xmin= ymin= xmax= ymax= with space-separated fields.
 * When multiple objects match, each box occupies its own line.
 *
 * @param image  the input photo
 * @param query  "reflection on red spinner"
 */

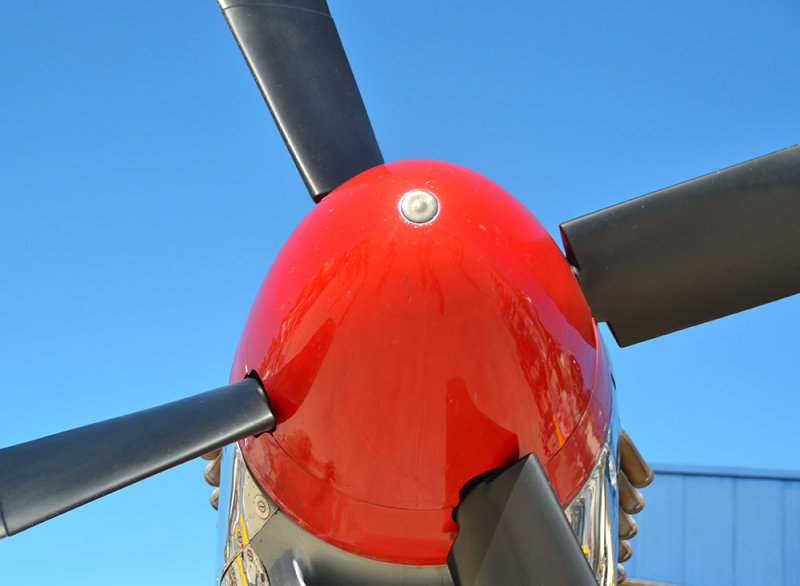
xmin=232 ymin=160 xmax=612 ymax=564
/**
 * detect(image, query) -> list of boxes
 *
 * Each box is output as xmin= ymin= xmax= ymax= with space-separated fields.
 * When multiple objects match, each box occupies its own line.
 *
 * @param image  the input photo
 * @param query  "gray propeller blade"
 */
xmin=561 ymin=144 xmax=800 ymax=346
xmin=448 ymin=454 xmax=598 ymax=586
xmin=0 ymin=377 xmax=274 ymax=538
xmin=218 ymin=0 xmax=384 ymax=202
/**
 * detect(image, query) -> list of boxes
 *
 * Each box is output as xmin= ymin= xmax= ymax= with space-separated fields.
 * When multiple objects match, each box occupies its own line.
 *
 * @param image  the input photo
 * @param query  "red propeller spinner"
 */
xmin=233 ymin=159 xmax=613 ymax=563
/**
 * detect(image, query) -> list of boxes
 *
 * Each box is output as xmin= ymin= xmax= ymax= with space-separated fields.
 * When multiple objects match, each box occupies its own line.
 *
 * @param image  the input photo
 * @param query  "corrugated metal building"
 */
xmin=623 ymin=465 xmax=800 ymax=585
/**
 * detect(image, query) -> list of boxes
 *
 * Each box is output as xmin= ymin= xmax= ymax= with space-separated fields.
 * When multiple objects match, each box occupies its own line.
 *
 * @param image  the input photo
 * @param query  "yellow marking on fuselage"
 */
xmin=236 ymin=554 xmax=248 ymax=583
xmin=238 ymin=513 xmax=250 ymax=544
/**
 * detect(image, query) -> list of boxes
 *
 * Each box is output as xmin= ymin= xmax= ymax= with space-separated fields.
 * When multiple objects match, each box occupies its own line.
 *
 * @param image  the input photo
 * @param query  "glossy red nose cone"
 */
xmin=232 ymin=160 xmax=612 ymax=564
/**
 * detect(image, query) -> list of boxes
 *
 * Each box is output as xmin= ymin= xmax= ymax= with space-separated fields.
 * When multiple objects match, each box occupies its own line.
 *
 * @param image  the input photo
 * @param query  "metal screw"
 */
xmin=399 ymin=190 xmax=439 ymax=223
xmin=254 ymin=494 xmax=270 ymax=518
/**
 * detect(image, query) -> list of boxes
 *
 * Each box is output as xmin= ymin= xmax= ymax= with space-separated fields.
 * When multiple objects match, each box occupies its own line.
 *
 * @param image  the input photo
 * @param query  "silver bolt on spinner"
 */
xmin=399 ymin=189 xmax=439 ymax=224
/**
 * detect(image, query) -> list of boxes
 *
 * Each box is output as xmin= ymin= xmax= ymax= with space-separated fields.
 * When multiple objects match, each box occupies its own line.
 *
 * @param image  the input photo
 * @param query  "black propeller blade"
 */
xmin=448 ymin=454 xmax=598 ymax=586
xmin=0 ymin=377 xmax=274 ymax=538
xmin=561 ymin=144 xmax=800 ymax=346
xmin=218 ymin=0 xmax=384 ymax=202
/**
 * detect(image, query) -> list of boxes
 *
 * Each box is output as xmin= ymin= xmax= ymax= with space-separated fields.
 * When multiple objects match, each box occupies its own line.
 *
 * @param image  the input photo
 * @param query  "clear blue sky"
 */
xmin=1 ymin=1 xmax=798 ymax=583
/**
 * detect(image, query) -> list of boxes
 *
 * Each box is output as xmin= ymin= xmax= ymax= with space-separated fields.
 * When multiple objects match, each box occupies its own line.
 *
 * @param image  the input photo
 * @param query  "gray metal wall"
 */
xmin=624 ymin=465 xmax=800 ymax=585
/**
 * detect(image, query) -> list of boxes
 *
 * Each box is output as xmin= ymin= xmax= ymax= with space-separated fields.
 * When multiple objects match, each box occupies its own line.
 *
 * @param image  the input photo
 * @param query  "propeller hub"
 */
xmin=232 ymin=160 xmax=612 ymax=564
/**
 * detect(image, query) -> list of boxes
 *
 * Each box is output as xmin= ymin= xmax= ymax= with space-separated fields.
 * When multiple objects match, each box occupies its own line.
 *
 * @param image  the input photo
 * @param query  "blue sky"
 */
xmin=1 ymin=1 xmax=799 ymax=583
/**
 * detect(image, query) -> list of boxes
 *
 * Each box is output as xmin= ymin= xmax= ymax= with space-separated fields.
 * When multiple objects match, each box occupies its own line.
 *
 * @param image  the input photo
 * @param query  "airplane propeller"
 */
xmin=0 ymin=377 xmax=274 ymax=538
xmin=218 ymin=0 xmax=383 ymax=202
xmin=562 ymin=144 xmax=800 ymax=346
xmin=1 ymin=2 xmax=798 ymax=585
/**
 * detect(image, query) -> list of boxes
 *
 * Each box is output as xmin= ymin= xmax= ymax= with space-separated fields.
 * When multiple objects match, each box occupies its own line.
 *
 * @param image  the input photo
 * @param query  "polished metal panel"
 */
xmin=218 ymin=444 xmax=273 ymax=586
xmin=564 ymin=399 xmax=620 ymax=586
xmin=220 ymin=545 xmax=270 ymax=586
xmin=249 ymin=510 xmax=453 ymax=586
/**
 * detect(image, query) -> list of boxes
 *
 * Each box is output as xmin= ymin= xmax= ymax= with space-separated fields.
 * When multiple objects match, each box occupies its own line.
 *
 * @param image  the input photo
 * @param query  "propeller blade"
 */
xmin=448 ymin=454 xmax=597 ymax=586
xmin=0 ymin=377 xmax=274 ymax=538
xmin=560 ymin=144 xmax=800 ymax=346
xmin=218 ymin=0 xmax=384 ymax=202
